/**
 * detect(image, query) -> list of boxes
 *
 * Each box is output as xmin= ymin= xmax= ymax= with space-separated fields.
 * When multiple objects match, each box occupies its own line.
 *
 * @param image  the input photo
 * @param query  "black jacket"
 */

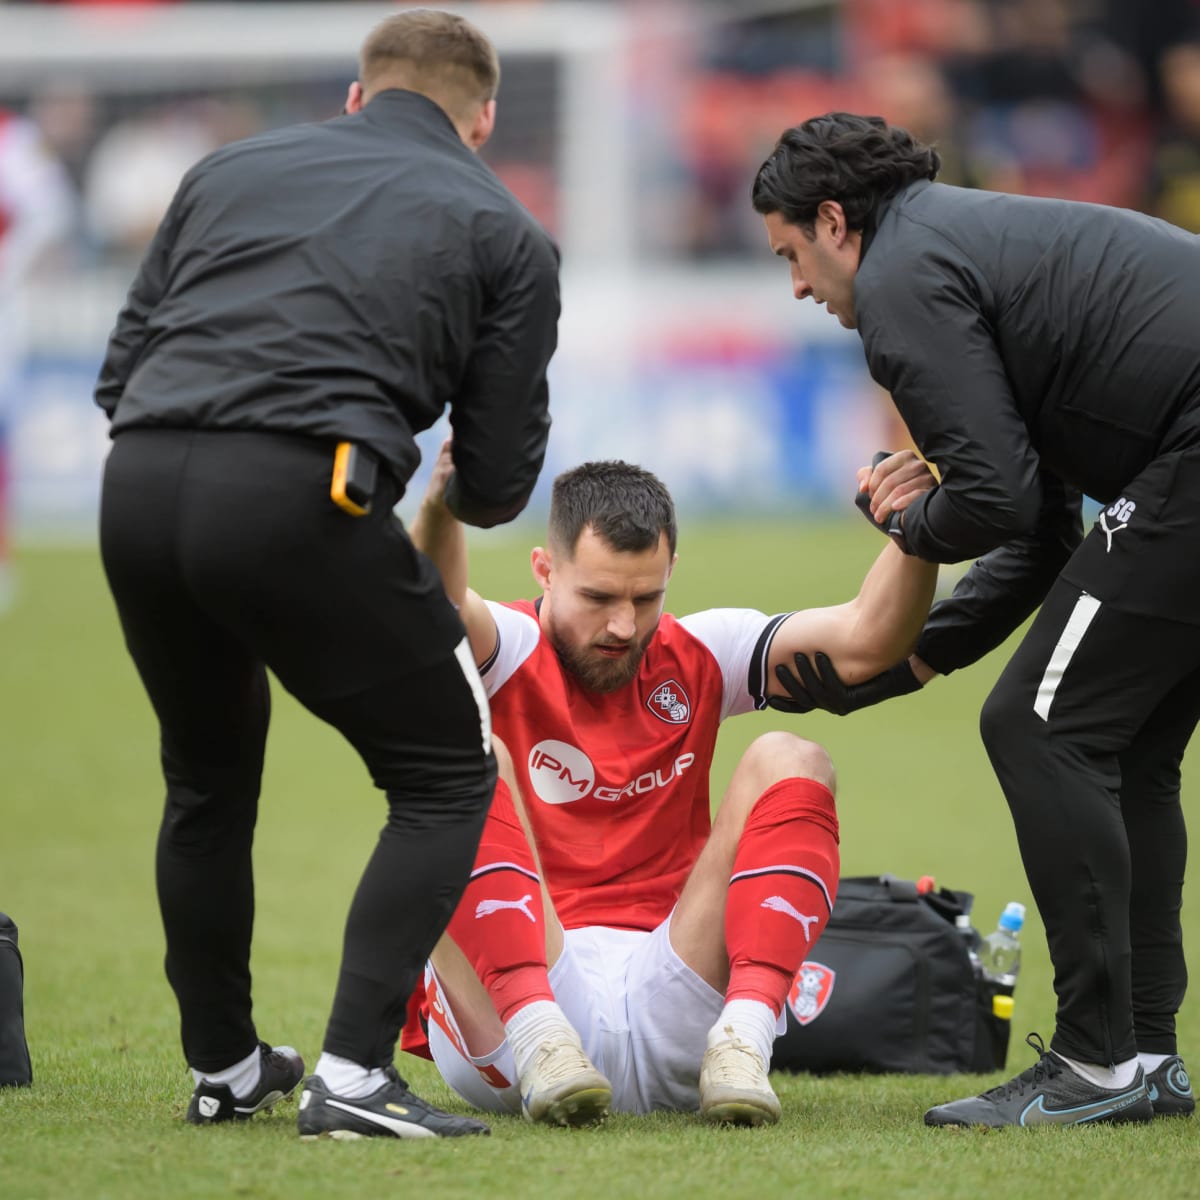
xmin=854 ymin=181 xmax=1200 ymax=670
xmin=95 ymin=89 xmax=560 ymax=528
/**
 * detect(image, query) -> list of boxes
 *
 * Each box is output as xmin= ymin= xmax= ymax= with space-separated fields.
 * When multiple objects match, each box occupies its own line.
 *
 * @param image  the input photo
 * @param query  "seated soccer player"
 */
xmin=403 ymin=444 xmax=938 ymax=1126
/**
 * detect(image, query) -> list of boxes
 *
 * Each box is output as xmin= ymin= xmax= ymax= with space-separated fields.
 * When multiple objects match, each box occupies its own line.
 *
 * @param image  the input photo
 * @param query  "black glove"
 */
xmin=855 ymin=451 xmax=913 ymax=555
xmin=768 ymin=651 xmax=922 ymax=716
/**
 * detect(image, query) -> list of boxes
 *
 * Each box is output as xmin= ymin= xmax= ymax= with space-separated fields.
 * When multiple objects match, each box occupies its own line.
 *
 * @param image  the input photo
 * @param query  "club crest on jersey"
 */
xmin=788 ymin=960 xmax=835 ymax=1026
xmin=646 ymin=678 xmax=691 ymax=725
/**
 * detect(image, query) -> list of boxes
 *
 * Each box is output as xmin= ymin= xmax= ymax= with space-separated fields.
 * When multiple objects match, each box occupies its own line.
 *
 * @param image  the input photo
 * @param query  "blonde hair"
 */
xmin=359 ymin=9 xmax=500 ymax=121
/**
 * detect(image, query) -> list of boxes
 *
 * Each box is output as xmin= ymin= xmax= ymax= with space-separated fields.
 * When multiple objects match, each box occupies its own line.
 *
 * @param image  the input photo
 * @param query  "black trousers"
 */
xmin=99 ymin=429 xmax=495 ymax=1072
xmin=980 ymin=449 xmax=1200 ymax=1065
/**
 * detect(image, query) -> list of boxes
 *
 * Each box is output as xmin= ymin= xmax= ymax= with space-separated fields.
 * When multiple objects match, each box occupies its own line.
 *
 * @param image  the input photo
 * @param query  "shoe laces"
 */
xmin=706 ymin=1038 xmax=768 ymax=1087
xmin=530 ymin=1036 xmax=594 ymax=1087
xmin=381 ymin=1065 xmax=412 ymax=1095
xmin=983 ymin=1032 xmax=1062 ymax=1102
xmin=261 ymin=1043 xmax=296 ymax=1070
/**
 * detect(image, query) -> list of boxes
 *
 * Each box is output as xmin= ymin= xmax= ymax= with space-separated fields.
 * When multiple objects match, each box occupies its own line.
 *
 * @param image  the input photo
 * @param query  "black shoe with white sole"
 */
xmin=924 ymin=1033 xmax=1154 ymax=1128
xmin=296 ymin=1067 xmax=491 ymax=1139
xmin=185 ymin=1041 xmax=305 ymax=1125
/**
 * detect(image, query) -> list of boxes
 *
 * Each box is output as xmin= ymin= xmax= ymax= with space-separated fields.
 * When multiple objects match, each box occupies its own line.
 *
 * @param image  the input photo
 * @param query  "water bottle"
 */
xmin=954 ymin=913 xmax=982 ymax=974
xmin=979 ymin=901 xmax=1025 ymax=988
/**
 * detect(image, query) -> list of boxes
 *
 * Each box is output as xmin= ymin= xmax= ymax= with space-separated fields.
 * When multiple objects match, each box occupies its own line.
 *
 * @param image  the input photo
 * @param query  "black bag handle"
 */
xmin=878 ymin=873 xmax=921 ymax=902
xmin=835 ymin=875 xmax=975 ymax=923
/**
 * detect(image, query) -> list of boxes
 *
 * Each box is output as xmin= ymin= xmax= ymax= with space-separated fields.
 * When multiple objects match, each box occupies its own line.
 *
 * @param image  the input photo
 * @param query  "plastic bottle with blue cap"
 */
xmin=980 ymin=901 xmax=1025 ymax=990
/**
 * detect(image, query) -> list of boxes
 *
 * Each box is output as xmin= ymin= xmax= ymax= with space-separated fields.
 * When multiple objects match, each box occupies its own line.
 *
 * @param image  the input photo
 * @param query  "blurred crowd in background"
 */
xmin=682 ymin=0 xmax=1200 ymax=251
xmin=2 ymin=0 xmax=1200 ymax=547
xmin=3 ymin=0 xmax=1200 ymax=277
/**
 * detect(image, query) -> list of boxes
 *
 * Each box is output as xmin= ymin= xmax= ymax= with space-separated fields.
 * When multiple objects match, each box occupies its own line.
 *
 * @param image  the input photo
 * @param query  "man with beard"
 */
xmin=400 ymin=444 xmax=938 ymax=1127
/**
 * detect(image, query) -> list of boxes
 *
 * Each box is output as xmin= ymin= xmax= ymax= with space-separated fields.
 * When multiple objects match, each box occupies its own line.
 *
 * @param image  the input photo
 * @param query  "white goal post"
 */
xmin=0 ymin=1 xmax=637 ymax=267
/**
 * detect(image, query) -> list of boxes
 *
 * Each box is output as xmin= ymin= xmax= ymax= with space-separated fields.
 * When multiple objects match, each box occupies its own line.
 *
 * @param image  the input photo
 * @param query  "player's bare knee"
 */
xmin=494 ymin=738 xmax=533 ymax=822
xmin=741 ymin=730 xmax=836 ymax=796
xmin=493 ymin=734 xmax=516 ymax=784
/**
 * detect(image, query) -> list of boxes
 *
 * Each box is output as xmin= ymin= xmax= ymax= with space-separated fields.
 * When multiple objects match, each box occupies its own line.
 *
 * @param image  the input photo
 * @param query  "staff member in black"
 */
xmin=95 ymin=9 xmax=559 ymax=1140
xmin=751 ymin=112 xmax=1199 ymax=1127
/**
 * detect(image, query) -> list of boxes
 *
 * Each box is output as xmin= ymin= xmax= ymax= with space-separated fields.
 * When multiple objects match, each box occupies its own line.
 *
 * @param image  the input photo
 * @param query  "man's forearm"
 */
xmin=846 ymin=542 xmax=938 ymax=675
xmin=410 ymin=490 xmax=468 ymax=607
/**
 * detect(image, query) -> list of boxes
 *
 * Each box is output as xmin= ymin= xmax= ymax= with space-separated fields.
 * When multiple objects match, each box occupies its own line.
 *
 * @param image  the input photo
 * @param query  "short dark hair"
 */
xmin=360 ymin=9 xmax=500 ymax=116
xmin=751 ymin=112 xmax=940 ymax=232
xmin=549 ymin=462 xmax=677 ymax=559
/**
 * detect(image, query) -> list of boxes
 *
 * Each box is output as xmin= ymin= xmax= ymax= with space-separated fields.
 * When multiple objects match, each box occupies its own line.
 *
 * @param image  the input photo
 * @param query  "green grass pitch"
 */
xmin=1 ymin=518 xmax=1197 ymax=1199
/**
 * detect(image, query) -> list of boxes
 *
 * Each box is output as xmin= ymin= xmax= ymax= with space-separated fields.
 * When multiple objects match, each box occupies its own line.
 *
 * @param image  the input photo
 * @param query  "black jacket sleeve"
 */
xmin=443 ymin=219 xmax=560 ymax=528
xmin=915 ymin=473 xmax=1083 ymax=674
xmin=94 ymin=182 xmax=187 ymax=418
xmin=858 ymin=237 xmax=1044 ymax=563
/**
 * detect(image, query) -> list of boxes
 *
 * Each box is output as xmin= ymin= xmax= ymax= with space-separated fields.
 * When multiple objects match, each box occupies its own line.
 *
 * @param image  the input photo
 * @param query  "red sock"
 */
xmin=446 ymin=778 xmax=555 ymax=1021
xmin=725 ymin=778 xmax=840 ymax=1015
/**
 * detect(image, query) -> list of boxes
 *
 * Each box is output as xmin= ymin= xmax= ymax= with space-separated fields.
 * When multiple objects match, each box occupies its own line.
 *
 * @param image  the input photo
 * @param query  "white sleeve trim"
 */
xmin=480 ymin=601 xmax=542 ymax=698
xmin=677 ymin=608 xmax=794 ymax=720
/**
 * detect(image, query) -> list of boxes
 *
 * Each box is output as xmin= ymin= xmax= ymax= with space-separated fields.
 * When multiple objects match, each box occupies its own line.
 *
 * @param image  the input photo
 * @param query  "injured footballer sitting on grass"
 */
xmin=380 ymin=440 xmax=937 ymax=1127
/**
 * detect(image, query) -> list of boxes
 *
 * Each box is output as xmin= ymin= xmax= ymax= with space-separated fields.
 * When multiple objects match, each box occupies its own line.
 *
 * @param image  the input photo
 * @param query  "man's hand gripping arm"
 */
xmin=767 ymin=450 xmax=939 ymax=715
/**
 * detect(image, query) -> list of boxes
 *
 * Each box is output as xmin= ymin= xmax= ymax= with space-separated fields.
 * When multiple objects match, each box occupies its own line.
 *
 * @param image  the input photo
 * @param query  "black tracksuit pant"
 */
xmin=99 ymin=429 xmax=495 ymax=1072
xmin=980 ymin=448 xmax=1200 ymax=1066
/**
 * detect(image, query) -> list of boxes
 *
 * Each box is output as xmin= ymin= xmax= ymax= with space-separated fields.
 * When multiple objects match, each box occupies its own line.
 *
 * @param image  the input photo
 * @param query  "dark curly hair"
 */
xmin=752 ymin=112 xmax=940 ymax=232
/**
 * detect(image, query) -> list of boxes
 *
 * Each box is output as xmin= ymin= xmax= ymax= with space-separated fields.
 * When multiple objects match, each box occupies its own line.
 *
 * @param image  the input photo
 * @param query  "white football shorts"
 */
xmin=426 ymin=917 xmax=725 ymax=1114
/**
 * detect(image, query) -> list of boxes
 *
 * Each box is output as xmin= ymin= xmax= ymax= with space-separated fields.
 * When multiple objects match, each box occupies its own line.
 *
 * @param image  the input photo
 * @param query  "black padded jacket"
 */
xmin=854 ymin=180 xmax=1200 ymax=669
xmin=95 ymin=89 xmax=560 ymax=528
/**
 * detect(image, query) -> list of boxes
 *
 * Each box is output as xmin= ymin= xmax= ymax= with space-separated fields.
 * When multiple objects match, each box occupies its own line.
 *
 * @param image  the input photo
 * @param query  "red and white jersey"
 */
xmin=482 ymin=600 xmax=792 ymax=932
